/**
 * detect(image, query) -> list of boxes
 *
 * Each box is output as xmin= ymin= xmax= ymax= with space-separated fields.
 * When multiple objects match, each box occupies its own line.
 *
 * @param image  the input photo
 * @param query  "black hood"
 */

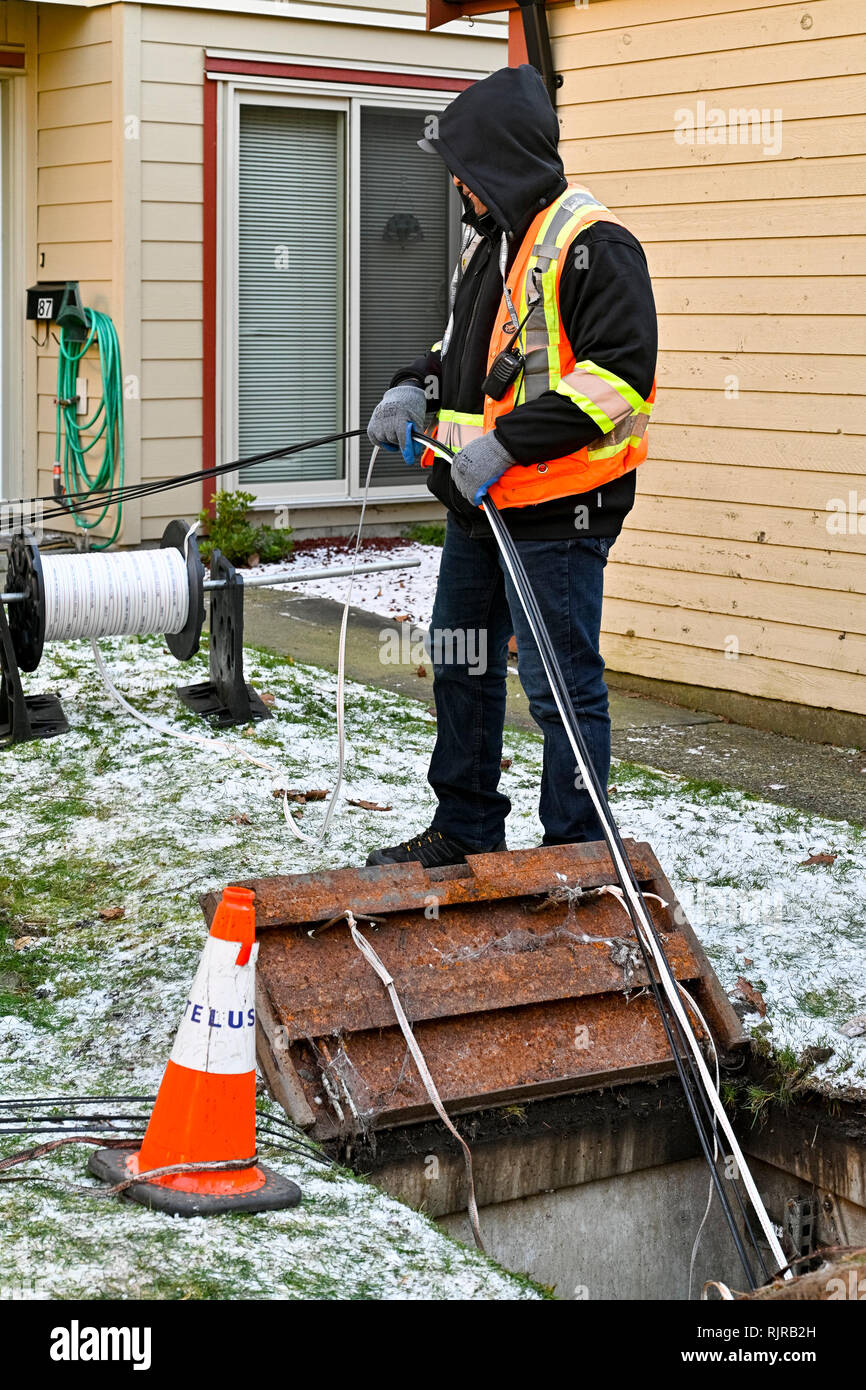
xmin=420 ymin=65 xmax=566 ymax=237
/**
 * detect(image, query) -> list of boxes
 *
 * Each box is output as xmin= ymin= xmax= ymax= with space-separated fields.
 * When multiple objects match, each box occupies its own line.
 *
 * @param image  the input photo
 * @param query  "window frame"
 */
xmin=217 ymin=73 xmax=459 ymax=509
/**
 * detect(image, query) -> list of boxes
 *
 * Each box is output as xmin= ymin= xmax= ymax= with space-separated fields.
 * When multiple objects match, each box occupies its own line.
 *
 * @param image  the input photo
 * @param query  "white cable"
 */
xmin=317 ymin=445 xmax=379 ymax=840
xmin=601 ymin=884 xmax=726 ymax=1298
xmin=44 ymin=549 xmax=189 ymax=641
xmin=702 ymin=1281 xmax=735 ymax=1301
xmin=330 ymin=909 xmax=485 ymax=1252
xmin=90 ymin=447 xmax=381 ymax=846
xmin=680 ymin=982 xmax=721 ymax=1301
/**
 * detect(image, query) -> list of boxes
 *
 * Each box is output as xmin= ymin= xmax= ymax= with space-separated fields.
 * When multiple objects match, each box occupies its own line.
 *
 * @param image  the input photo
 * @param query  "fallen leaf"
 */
xmin=743 ymin=956 xmax=753 ymax=967
xmin=500 ymin=758 xmax=513 ymax=771
xmin=274 ymin=788 xmax=328 ymax=803
xmin=733 ymin=976 xmax=767 ymax=1017
xmin=98 ymin=907 xmax=126 ymax=922
xmin=800 ymin=851 xmax=837 ymax=866
xmin=230 ymin=813 xmax=251 ymax=826
xmin=393 ymin=614 xmax=410 ymax=622
xmin=801 ymin=1045 xmax=834 ymax=1066
xmin=13 ymin=936 xmax=36 ymax=951
xmin=260 ymin=692 xmax=276 ymax=707
xmin=347 ymin=798 xmax=393 ymax=812
xmin=416 ymin=665 xmax=427 ymax=678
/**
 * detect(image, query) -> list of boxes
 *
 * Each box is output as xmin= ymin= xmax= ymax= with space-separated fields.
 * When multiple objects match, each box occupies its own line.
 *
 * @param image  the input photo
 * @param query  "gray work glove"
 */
xmin=450 ymin=431 xmax=515 ymax=505
xmin=367 ymin=383 xmax=428 ymax=464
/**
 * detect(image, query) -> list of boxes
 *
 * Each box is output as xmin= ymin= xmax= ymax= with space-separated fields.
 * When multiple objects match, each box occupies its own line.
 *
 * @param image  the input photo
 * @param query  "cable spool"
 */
xmin=6 ymin=520 xmax=205 ymax=671
xmin=0 ymin=521 xmax=206 ymax=746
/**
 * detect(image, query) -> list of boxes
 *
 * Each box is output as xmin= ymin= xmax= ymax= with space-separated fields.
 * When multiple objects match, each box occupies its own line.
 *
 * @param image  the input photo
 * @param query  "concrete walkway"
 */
xmin=241 ymin=585 xmax=866 ymax=828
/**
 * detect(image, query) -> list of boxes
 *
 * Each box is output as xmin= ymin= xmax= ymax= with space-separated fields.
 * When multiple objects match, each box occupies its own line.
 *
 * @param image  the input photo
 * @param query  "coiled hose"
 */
xmin=55 ymin=308 xmax=125 ymax=549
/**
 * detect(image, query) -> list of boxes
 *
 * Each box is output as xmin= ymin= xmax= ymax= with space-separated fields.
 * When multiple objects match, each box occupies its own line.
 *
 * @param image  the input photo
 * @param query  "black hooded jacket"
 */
xmin=392 ymin=66 xmax=658 ymax=541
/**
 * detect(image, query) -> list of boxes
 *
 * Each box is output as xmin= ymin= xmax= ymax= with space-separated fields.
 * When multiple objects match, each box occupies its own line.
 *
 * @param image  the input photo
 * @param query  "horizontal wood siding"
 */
xmin=33 ymin=4 xmax=115 ymax=536
xmin=551 ymin=0 xmax=866 ymax=715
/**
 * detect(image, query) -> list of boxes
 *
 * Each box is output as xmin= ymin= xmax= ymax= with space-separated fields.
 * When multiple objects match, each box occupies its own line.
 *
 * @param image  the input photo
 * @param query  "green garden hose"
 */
xmin=55 ymin=308 xmax=125 ymax=549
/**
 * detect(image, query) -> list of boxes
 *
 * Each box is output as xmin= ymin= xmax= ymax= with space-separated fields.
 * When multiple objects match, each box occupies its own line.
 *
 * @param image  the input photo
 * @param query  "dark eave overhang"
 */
xmin=426 ymin=0 xmax=558 ymax=107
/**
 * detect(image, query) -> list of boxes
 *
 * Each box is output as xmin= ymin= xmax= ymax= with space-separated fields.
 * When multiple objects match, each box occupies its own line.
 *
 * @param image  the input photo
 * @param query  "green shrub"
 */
xmin=199 ymin=490 xmax=293 ymax=567
xmin=404 ymin=521 xmax=446 ymax=547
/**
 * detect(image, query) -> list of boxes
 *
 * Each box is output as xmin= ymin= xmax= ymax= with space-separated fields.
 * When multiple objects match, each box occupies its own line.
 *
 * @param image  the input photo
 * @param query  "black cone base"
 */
xmin=88 ymin=1147 xmax=301 ymax=1216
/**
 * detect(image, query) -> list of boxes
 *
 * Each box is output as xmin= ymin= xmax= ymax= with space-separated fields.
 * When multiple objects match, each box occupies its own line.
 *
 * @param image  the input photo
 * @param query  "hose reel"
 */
xmin=0 ymin=520 xmax=266 ymax=746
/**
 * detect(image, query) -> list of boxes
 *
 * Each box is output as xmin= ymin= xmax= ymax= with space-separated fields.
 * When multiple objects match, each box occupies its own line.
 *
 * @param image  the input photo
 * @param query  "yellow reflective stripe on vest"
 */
xmin=526 ymin=194 xmax=615 ymax=390
xmin=437 ymin=409 xmax=484 ymax=453
xmin=587 ymin=433 xmax=646 ymax=462
xmin=439 ymin=409 xmax=483 ymax=427
xmin=574 ymin=360 xmax=651 ymax=417
xmin=555 ymin=360 xmax=651 ymax=434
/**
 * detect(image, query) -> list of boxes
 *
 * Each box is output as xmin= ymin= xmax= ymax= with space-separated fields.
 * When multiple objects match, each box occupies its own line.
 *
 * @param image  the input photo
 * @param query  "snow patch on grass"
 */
xmin=246 ymin=540 xmax=441 ymax=625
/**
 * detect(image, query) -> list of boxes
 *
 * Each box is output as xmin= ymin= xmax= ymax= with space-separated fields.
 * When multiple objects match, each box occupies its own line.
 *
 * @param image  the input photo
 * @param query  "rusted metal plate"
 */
xmin=201 ymin=841 xmax=747 ymax=1138
xmin=290 ymin=993 xmax=679 ymax=1136
xmin=256 ymin=892 xmax=698 ymax=1040
xmin=201 ymin=840 xmax=659 ymax=931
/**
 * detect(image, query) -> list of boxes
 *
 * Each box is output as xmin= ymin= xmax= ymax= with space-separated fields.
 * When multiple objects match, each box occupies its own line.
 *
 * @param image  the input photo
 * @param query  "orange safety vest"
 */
xmin=423 ymin=185 xmax=656 ymax=510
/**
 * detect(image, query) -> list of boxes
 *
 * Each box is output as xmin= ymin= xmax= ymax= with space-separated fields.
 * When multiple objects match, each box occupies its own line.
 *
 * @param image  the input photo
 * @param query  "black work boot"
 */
xmin=365 ymin=827 xmax=506 ymax=869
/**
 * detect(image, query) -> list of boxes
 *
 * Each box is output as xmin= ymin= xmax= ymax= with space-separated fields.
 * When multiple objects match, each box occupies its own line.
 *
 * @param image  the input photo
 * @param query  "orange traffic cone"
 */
xmin=89 ymin=886 xmax=300 ymax=1215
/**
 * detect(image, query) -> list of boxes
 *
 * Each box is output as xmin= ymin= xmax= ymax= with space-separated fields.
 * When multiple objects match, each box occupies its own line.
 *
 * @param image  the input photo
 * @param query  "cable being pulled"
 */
xmin=91 ymin=449 xmax=383 ymax=845
xmin=320 ymin=910 xmax=484 ymax=1252
xmin=416 ymin=429 xmax=787 ymax=1287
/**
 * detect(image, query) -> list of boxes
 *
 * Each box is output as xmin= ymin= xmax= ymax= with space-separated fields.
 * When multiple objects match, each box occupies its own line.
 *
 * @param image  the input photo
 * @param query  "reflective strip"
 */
xmin=431 ymin=340 xmax=442 ymax=352
xmin=587 ymin=432 xmax=646 ymax=462
xmin=574 ymin=360 xmax=651 ymax=417
xmin=558 ymin=378 xmax=619 ymax=430
xmin=437 ymin=409 xmax=484 ymax=452
xmin=556 ymin=361 xmax=652 ymax=437
xmin=439 ymin=409 xmax=483 ymax=426
xmin=531 ymin=241 xmax=561 ymax=271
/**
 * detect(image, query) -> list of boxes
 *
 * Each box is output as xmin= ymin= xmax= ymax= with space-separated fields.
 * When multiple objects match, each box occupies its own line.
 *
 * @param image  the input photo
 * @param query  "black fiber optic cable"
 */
xmin=416 ymin=431 xmax=770 ymax=1288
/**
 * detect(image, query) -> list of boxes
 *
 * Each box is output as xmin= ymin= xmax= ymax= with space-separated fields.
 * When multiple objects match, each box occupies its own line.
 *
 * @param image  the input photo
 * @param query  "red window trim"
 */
xmin=202 ymin=60 xmax=474 ymax=508
xmin=205 ymin=55 xmax=473 ymax=92
xmin=0 ymin=51 xmax=25 ymax=70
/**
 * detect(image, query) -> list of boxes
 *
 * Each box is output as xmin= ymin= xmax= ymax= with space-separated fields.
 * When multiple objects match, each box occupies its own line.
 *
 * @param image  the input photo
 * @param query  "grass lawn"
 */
xmin=1 ymin=635 xmax=864 ymax=1298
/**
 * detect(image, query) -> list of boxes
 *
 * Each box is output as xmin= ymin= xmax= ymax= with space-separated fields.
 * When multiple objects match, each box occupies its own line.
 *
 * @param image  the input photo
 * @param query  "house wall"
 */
xmin=551 ymin=0 xmax=866 ymax=717
xmin=135 ymin=3 xmax=503 ymax=542
xmin=32 ymin=3 xmax=120 ymax=531
xmin=21 ymin=0 xmax=504 ymax=544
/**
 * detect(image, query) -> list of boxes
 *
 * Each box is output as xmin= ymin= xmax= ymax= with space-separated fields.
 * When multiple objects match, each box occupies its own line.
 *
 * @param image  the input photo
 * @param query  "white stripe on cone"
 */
xmin=169 ymin=938 xmax=259 ymax=1075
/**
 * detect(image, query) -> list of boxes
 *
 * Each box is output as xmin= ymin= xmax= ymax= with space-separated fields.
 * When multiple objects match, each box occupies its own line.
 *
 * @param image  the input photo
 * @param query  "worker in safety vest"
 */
xmin=366 ymin=65 xmax=657 ymax=868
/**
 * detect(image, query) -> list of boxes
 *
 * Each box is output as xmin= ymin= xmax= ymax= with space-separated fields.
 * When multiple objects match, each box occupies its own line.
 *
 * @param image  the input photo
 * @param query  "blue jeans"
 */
xmin=428 ymin=515 xmax=614 ymax=849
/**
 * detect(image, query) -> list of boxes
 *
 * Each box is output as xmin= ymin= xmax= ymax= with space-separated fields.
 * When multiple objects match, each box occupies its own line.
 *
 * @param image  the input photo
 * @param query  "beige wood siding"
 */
xmin=34 ymin=2 xmax=117 ymax=535
xmin=551 ymin=0 xmax=866 ymax=716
